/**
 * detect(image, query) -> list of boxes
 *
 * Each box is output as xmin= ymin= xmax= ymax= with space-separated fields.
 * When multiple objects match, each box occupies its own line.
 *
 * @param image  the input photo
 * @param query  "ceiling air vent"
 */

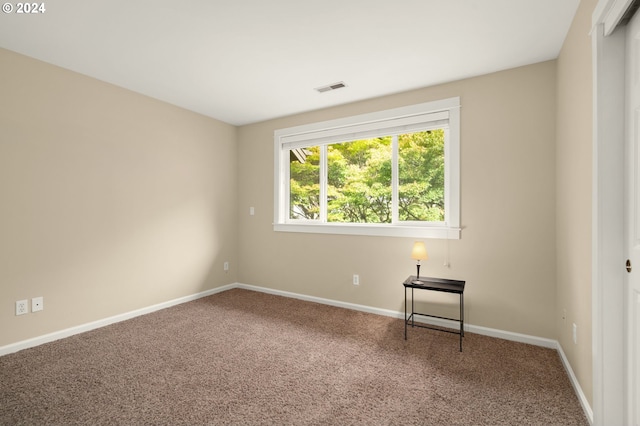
xmin=315 ymin=81 xmax=347 ymax=93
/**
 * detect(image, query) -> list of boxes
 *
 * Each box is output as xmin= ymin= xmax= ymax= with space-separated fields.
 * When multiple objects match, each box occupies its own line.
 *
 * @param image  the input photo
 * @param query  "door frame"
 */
xmin=592 ymin=0 xmax=631 ymax=424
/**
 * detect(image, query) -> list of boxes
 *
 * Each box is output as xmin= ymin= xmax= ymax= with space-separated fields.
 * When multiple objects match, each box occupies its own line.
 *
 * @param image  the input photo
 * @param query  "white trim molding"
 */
xmin=558 ymin=343 xmax=595 ymax=424
xmin=0 ymin=282 xmax=592 ymax=423
xmin=593 ymin=0 xmax=635 ymax=35
xmin=236 ymin=282 xmax=558 ymax=347
xmin=236 ymin=283 xmax=591 ymax=422
xmin=592 ymin=0 xmax=628 ymax=424
xmin=273 ymin=97 xmax=461 ymax=239
xmin=0 ymin=284 xmax=236 ymax=357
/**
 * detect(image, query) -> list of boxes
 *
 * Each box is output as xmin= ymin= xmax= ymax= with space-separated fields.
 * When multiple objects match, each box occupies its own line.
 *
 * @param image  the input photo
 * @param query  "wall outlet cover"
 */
xmin=32 ymin=296 xmax=43 ymax=312
xmin=16 ymin=300 xmax=28 ymax=316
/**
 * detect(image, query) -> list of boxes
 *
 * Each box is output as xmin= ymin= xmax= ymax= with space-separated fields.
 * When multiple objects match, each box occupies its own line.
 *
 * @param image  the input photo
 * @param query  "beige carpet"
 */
xmin=0 ymin=288 xmax=587 ymax=425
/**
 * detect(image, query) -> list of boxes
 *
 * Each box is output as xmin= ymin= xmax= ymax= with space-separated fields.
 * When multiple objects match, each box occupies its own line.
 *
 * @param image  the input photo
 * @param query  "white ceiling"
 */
xmin=0 ymin=0 xmax=580 ymax=126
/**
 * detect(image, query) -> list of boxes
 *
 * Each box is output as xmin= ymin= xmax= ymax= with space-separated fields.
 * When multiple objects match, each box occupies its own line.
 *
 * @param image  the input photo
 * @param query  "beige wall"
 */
xmin=0 ymin=48 xmax=238 ymax=347
xmin=556 ymin=0 xmax=597 ymax=407
xmin=238 ymin=61 xmax=558 ymax=339
xmin=1 ymin=5 xmax=597 ymax=408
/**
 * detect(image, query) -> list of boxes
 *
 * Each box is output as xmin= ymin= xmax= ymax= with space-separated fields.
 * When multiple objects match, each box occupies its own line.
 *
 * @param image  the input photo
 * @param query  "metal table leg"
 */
xmin=411 ymin=287 xmax=414 ymax=328
xmin=459 ymin=292 xmax=464 ymax=352
xmin=404 ymin=285 xmax=407 ymax=340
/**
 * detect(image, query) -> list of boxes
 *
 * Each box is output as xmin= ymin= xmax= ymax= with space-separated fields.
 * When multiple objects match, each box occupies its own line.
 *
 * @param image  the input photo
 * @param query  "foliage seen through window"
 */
xmin=289 ymin=130 xmax=445 ymax=224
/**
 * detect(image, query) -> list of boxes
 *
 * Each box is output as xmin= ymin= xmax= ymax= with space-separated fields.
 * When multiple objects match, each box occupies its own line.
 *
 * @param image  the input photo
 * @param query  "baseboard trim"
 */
xmin=237 ymin=282 xmax=593 ymax=423
xmin=0 ymin=284 xmax=236 ymax=357
xmin=557 ymin=342 xmax=594 ymax=425
xmin=0 ymin=281 xmax=594 ymax=424
xmin=236 ymin=283 xmax=403 ymax=318
xmin=237 ymin=283 xmax=557 ymax=348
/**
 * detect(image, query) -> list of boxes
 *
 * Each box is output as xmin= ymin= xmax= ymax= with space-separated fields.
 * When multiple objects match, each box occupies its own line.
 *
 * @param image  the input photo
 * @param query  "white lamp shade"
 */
xmin=411 ymin=241 xmax=428 ymax=261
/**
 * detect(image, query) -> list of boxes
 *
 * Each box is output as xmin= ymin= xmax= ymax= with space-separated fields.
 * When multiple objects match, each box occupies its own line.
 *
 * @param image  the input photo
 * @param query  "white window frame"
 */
xmin=273 ymin=97 xmax=461 ymax=239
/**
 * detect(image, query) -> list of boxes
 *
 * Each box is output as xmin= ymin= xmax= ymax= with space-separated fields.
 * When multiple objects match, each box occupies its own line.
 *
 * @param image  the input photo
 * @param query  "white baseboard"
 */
xmin=557 ymin=342 xmax=594 ymax=425
xmin=237 ymin=282 xmax=593 ymax=423
xmin=0 ymin=283 xmax=236 ymax=357
xmin=237 ymin=282 xmax=557 ymax=348
xmin=236 ymin=283 xmax=403 ymax=318
xmin=0 ymin=281 xmax=594 ymax=424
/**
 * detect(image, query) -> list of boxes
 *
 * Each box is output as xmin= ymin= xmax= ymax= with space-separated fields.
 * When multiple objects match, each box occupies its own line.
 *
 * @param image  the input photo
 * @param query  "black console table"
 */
xmin=403 ymin=275 xmax=466 ymax=351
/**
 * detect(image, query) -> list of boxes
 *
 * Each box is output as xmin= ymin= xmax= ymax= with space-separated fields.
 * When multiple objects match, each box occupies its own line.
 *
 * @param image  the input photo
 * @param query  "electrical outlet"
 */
xmin=32 ymin=296 xmax=43 ymax=312
xmin=572 ymin=323 xmax=577 ymax=344
xmin=16 ymin=300 xmax=28 ymax=316
xmin=224 ymin=261 xmax=229 ymax=272
xmin=353 ymin=274 xmax=360 ymax=286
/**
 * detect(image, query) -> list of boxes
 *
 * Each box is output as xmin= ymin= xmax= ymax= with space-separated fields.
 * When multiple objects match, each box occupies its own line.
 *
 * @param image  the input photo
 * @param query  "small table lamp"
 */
xmin=411 ymin=241 xmax=428 ymax=280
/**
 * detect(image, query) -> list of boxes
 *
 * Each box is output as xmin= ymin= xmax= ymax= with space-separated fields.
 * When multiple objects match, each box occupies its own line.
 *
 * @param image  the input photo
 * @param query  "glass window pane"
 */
xmin=398 ymin=130 xmax=445 ymax=222
xmin=327 ymin=137 xmax=392 ymax=223
xmin=289 ymin=146 xmax=320 ymax=220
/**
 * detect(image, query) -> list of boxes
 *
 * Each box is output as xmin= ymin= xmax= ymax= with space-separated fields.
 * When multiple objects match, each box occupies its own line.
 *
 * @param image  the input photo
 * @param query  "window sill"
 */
xmin=273 ymin=223 xmax=461 ymax=239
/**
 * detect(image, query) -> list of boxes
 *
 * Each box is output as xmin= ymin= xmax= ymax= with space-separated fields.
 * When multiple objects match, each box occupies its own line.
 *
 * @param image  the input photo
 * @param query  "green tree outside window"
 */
xmin=289 ymin=130 xmax=445 ymax=223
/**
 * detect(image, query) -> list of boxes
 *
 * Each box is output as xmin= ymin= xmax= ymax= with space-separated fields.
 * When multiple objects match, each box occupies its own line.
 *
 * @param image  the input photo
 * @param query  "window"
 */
xmin=274 ymin=97 xmax=460 ymax=239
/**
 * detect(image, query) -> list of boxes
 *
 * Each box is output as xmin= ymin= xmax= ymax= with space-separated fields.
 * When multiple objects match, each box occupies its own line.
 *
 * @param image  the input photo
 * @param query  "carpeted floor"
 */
xmin=0 ymin=288 xmax=587 ymax=425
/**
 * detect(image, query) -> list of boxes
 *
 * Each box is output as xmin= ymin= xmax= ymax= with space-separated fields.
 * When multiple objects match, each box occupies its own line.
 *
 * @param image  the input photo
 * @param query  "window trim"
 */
xmin=273 ymin=97 xmax=461 ymax=239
